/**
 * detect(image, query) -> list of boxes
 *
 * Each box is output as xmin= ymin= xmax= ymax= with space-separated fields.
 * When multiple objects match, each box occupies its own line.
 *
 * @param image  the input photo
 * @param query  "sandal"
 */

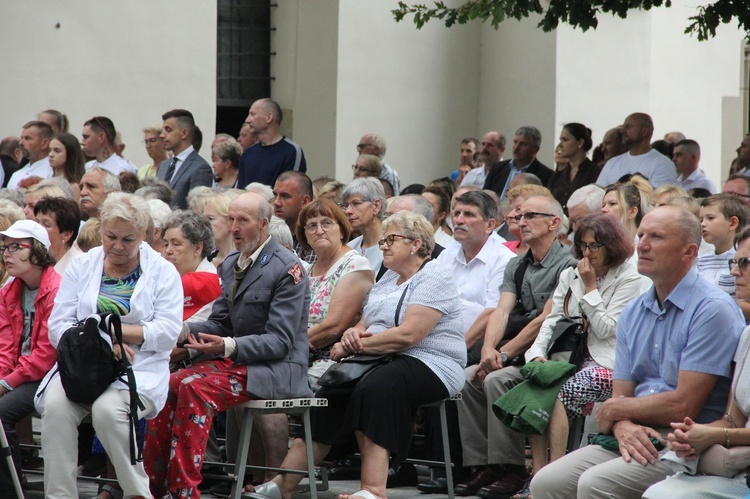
xmin=339 ymin=489 xmax=379 ymax=499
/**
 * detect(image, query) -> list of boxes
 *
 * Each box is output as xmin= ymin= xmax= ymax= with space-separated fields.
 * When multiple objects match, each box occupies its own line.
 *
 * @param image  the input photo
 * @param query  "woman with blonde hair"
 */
xmin=202 ymin=189 xmax=241 ymax=269
xmin=22 ymin=183 xmax=67 ymax=220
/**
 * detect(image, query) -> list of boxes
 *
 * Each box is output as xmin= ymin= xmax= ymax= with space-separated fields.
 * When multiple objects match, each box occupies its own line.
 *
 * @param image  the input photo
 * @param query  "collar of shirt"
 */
xmin=642 ymin=268 xmax=697 ymax=314
xmin=458 ymin=232 xmax=503 ymax=265
xmin=523 ymin=240 xmax=566 ymax=268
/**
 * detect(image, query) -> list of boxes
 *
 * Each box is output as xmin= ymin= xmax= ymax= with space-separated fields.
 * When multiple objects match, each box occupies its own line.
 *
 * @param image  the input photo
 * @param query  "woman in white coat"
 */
xmin=37 ymin=193 xmax=183 ymax=499
xmin=519 ymin=214 xmax=646 ymax=494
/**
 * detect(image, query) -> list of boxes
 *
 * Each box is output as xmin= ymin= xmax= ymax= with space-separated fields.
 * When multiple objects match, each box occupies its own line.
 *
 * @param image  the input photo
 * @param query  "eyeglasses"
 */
xmin=378 ymin=234 xmax=412 ymax=247
xmin=356 ymin=143 xmax=373 ymax=151
xmin=304 ymin=220 xmax=336 ymax=233
xmin=338 ymin=199 xmax=370 ymax=210
xmin=0 ymin=243 xmax=31 ymax=254
xmin=729 ymin=257 xmax=750 ymax=272
xmin=142 ymin=137 xmax=161 ymax=145
xmin=510 ymin=212 xmax=556 ymax=222
xmin=576 ymin=242 xmax=604 ymax=252
xmin=352 ymin=165 xmax=374 ymax=174
xmin=727 ymin=192 xmax=750 ymax=199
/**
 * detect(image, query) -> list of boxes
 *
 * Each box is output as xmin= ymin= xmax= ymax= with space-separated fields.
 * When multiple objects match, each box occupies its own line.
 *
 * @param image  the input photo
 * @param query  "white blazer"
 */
xmin=36 ymin=243 xmax=183 ymax=417
xmin=525 ymin=262 xmax=646 ymax=369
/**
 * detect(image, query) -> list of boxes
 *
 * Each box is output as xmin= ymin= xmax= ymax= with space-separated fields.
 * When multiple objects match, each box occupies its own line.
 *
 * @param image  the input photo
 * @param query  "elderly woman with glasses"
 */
xmin=342 ymin=177 xmax=387 ymax=273
xmin=0 ymin=220 xmax=60 ymax=494
xmin=38 ymin=193 xmax=182 ymax=499
xmin=296 ymin=199 xmax=374 ymax=386
xmin=245 ymin=211 xmax=466 ymax=499
xmin=513 ymin=214 xmax=644 ymax=495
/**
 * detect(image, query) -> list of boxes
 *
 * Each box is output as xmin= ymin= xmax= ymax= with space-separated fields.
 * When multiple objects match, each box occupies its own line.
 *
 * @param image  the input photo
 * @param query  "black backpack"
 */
xmin=56 ymin=314 xmax=145 ymax=464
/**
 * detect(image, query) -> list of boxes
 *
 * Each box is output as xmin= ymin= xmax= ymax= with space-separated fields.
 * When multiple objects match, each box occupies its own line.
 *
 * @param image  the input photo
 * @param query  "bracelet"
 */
xmin=724 ymin=427 xmax=730 ymax=447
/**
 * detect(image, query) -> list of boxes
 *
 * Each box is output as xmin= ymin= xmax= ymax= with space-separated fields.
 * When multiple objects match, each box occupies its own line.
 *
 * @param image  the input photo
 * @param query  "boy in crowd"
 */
xmin=697 ymin=194 xmax=749 ymax=298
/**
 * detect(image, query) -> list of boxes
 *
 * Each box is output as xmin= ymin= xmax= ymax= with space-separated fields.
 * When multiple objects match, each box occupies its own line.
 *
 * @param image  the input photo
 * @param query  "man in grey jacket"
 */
xmin=146 ymin=192 xmax=311 ymax=499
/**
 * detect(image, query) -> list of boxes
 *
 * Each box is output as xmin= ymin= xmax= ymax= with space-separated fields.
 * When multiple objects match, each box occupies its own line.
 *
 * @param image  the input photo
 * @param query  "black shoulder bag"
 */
xmin=318 ymin=260 xmax=429 ymax=391
xmin=547 ymin=285 xmax=588 ymax=368
xmin=56 ymin=313 xmax=146 ymax=464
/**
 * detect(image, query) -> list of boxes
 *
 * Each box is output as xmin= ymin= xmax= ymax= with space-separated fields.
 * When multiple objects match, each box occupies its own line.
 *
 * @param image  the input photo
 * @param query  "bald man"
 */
xmin=237 ymin=98 xmax=307 ymax=188
xmin=596 ymin=113 xmax=677 ymax=187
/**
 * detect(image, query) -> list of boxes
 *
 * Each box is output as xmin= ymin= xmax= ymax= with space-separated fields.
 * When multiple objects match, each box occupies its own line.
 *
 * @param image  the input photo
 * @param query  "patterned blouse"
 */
xmin=307 ymin=250 xmax=371 ymax=357
xmin=97 ymin=265 xmax=141 ymax=315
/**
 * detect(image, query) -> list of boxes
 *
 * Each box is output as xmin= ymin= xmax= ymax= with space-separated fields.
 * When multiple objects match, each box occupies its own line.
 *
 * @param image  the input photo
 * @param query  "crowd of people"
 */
xmin=1 ymin=101 xmax=750 ymax=499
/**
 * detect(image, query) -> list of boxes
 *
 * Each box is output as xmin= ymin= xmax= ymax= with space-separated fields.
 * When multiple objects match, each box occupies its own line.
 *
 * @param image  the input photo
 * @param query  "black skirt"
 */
xmin=312 ymin=355 xmax=448 ymax=467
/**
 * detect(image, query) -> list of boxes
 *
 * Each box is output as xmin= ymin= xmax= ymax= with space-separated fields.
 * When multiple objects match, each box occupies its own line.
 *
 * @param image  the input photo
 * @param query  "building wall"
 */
xmin=0 ymin=0 xmax=217 ymax=167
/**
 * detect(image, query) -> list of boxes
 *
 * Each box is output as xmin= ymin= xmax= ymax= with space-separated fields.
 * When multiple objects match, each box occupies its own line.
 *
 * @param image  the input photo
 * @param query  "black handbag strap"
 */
xmin=102 ymin=314 xmax=145 ymax=464
xmin=514 ymin=257 xmax=530 ymax=304
xmin=394 ymin=258 xmax=430 ymax=326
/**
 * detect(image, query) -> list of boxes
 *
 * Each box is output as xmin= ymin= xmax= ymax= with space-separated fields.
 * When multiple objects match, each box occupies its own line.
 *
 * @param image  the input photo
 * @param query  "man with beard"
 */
xmin=596 ymin=113 xmax=677 ymax=187
xmin=461 ymin=132 xmax=505 ymax=188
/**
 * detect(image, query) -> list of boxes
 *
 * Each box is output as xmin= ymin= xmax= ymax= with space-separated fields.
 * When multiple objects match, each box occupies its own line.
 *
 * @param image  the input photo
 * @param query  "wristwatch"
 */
xmin=500 ymin=351 xmax=509 ymax=364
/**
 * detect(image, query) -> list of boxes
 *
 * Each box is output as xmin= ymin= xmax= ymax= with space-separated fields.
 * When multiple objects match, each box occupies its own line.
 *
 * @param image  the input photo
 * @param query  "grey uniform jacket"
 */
xmin=156 ymin=150 xmax=214 ymax=209
xmin=190 ymin=237 xmax=312 ymax=399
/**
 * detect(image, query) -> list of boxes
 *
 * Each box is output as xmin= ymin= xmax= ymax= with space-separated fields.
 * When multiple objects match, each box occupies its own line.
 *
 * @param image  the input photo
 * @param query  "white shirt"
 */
xmin=434 ymin=227 xmax=455 ymax=248
xmin=169 ymin=145 xmax=195 ymax=179
xmin=436 ymin=232 xmax=515 ymax=333
xmin=7 ymin=157 xmax=53 ymax=190
xmin=86 ymin=153 xmax=137 ymax=175
xmin=596 ymin=149 xmax=677 ymax=187
xmin=676 ymin=168 xmax=718 ymax=194
xmin=460 ymin=165 xmax=489 ymax=188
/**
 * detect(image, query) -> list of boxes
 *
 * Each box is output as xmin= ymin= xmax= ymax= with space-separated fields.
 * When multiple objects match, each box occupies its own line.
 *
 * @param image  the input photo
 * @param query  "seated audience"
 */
xmin=503 ymin=185 xmax=553 ymax=254
xmin=76 ymin=218 xmax=102 ymax=252
xmin=343 ymin=178 xmax=387 ymax=272
xmin=521 ymin=215 xmax=644 ymax=491
xmin=643 ymin=225 xmax=750 ymax=497
xmin=531 ymin=206 xmax=745 ymax=498
xmin=38 ymin=193 xmax=182 ymax=498
xmin=0 ymin=220 xmax=60 ymax=493
xmin=211 ymin=138 xmax=242 ymax=188
xmin=22 ymin=183 xmax=67 ymax=220
xmin=547 ymin=123 xmax=601 ymax=212
xmin=296 ymin=199 xmax=375 ymax=386
xmin=352 ymin=154 xmax=383 ymax=179
xmin=601 ymin=182 xmax=648 ymax=268
xmin=201 ymin=189 xmax=241 ymax=269
xmin=47 ymin=133 xmax=85 ymax=201
xmin=33 ymin=197 xmax=82 ymax=275
xmin=422 ymin=185 xmax=454 ymax=247
xmin=697 ymin=194 xmax=749 ymax=297
xmin=247 ymin=211 xmax=466 ymax=499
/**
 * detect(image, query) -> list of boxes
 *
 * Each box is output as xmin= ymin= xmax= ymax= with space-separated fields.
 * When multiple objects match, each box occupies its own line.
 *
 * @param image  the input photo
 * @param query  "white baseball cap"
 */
xmin=0 ymin=220 xmax=51 ymax=249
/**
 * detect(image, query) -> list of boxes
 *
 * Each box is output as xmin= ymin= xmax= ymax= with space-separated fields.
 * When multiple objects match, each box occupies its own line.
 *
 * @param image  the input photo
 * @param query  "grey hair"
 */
xmin=135 ymin=178 xmax=173 ymax=205
xmin=567 ymin=184 xmax=604 ymax=213
xmin=0 ymin=199 xmax=24 ymax=223
xmin=341 ymin=177 xmax=386 ymax=219
xmin=245 ymin=182 xmax=274 ymax=202
xmin=557 ymin=214 xmax=570 ymax=237
xmin=211 ymin=138 xmax=243 ymax=161
xmin=673 ymin=206 xmax=702 ymax=247
xmin=382 ymin=211 xmax=434 ymax=258
xmin=99 ymin=192 xmax=150 ymax=234
xmin=146 ymin=199 xmax=172 ymax=228
xmin=513 ymin=172 xmax=542 ymax=186
xmin=186 ymin=186 xmax=215 ymax=213
xmin=515 ymin=126 xmax=542 ymax=148
xmin=530 ymin=195 xmax=565 ymax=220
xmin=163 ymin=210 xmax=215 ymax=259
xmin=268 ymin=215 xmax=293 ymax=249
xmin=401 ymin=194 xmax=435 ymax=222
xmin=368 ymin=133 xmax=387 ymax=158
xmin=88 ymin=167 xmax=122 ymax=193
xmin=255 ymin=194 xmax=273 ymax=222
xmin=455 ymin=190 xmax=498 ymax=221
xmin=0 ymin=189 xmax=23 ymax=207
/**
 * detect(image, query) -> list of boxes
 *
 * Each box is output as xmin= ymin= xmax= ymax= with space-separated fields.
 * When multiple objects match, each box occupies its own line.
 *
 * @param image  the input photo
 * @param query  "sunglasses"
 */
xmin=729 ymin=257 xmax=750 ymax=272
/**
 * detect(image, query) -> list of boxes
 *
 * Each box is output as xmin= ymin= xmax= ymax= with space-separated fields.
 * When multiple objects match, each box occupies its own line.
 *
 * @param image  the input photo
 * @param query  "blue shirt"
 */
xmin=499 ymin=160 xmax=530 ymax=200
xmin=613 ymin=270 xmax=744 ymax=423
xmin=237 ymin=137 xmax=306 ymax=188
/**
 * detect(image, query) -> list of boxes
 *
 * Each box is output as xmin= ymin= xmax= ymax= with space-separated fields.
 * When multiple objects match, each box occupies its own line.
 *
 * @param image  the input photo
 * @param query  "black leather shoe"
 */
xmin=477 ymin=469 xmax=528 ymax=499
xmin=417 ymin=476 xmax=449 ymax=494
xmin=386 ymin=463 xmax=418 ymax=488
xmin=454 ymin=467 xmax=499 ymax=496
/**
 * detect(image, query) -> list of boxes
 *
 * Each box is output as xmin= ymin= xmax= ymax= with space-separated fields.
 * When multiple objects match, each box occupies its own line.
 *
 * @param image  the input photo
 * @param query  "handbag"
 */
xmin=318 ymin=259 xmax=428 ymax=390
xmin=547 ymin=286 xmax=588 ymax=367
xmin=54 ymin=313 xmax=145 ymax=464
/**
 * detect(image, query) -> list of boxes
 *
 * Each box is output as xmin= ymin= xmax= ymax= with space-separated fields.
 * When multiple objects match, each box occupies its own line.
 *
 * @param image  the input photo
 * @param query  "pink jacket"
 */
xmin=0 ymin=266 xmax=61 ymax=388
